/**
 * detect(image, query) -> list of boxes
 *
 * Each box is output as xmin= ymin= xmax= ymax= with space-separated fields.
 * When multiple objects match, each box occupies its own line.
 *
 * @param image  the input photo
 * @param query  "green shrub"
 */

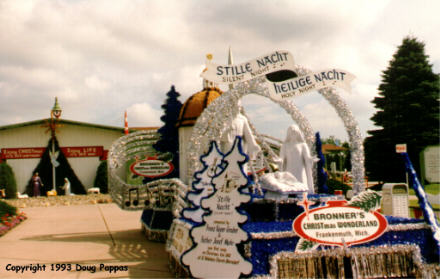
xmin=94 ymin=161 xmax=108 ymax=194
xmin=0 ymin=200 xmax=17 ymax=218
xmin=0 ymin=163 xmax=17 ymax=199
xmin=326 ymin=178 xmax=351 ymax=195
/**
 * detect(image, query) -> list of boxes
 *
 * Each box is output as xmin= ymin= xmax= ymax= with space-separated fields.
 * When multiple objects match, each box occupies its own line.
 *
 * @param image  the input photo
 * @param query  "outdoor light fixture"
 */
xmin=51 ymin=97 xmax=62 ymax=119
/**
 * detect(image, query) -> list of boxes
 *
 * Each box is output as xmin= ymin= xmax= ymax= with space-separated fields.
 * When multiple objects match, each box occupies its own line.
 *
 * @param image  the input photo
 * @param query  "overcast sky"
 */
xmin=1 ymin=0 xmax=439 ymax=142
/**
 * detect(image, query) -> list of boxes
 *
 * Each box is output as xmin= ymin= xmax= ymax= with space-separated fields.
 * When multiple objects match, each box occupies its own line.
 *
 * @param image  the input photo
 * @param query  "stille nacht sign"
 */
xmin=293 ymin=194 xmax=388 ymax=247
xmin=182 ymin=137 xmax=252 ymax=279
xmin=201 ymin=50 xmax=356 ymax=100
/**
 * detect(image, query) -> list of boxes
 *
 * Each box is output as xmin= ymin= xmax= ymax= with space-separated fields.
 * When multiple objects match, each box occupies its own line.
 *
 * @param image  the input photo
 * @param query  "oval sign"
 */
xmin=130 ymin=159 xmax=174 ymax=178
xmin=293 ymin=202 xmax=387 ymax=247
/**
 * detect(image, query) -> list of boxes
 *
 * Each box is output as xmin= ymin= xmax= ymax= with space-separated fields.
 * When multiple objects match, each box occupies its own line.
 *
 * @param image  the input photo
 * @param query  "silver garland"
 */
xmin=249 ymin=222 xmax=430 ymax=240
xmin=108 ymin=130 xmax=188 ymax=211
xmin=187 ymin=76 xmax=316 ymax=186
xmin=269 ymin=244 xmax=435 ymax=279
xmin=187 ymin=65 xmax=365 ymax=194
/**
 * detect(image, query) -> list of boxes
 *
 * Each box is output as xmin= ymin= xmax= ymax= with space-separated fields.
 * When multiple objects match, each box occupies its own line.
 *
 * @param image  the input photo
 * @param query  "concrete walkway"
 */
xmin=0 ymin=203 xmax=173 ymax=278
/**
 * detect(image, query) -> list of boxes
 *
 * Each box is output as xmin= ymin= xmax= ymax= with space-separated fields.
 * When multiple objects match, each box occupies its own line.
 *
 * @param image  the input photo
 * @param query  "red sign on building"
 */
xmin=1 ymin=148 xmax=46 ymax=159
xmin=1 ymin=146 xmax=106 ymax=160
xmin=61 ymin=146 xmax=103 ymax=158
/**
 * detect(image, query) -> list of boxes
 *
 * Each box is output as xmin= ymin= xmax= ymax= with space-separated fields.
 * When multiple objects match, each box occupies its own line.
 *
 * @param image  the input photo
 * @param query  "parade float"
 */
xmin=108 ymin=50 xmax=439 ymax=278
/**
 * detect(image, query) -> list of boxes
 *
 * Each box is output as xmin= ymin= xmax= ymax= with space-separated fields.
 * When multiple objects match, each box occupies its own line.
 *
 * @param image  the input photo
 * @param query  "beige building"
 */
xmin=0 ymin=118 xmax=124 ymax=193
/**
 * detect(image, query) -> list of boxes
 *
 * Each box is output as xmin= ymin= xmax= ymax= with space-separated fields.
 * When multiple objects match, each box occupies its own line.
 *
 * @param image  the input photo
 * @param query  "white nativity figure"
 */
xmin=220 ymin=111 xmax=261 ymax=162
xmin=63 ymin=177 xmax=73 ymax=196
xmin=279 ymin=124 xmax=317 ymax=194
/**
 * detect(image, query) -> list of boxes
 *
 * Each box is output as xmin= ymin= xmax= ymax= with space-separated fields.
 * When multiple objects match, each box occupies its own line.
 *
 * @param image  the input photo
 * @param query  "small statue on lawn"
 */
xmin=63 ymin=177 xmax=72 ymax=196
xmin=32 ymin=172 xmax=44 ymax=197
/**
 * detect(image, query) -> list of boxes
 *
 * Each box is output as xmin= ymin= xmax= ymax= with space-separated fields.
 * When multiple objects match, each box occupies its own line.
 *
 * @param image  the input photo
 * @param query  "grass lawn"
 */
xmin=409 ymin=199 xmax=440 ymax=210
xmin=408 ymin=183 xmax=440 ymax=195
xmin=407 ymin=184 xmax=439 ymax=219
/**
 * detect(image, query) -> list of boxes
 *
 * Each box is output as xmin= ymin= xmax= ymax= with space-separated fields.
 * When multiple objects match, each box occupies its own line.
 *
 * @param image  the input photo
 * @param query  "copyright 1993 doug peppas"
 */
xmin=5 ymin=263 xmax=129 ymax=274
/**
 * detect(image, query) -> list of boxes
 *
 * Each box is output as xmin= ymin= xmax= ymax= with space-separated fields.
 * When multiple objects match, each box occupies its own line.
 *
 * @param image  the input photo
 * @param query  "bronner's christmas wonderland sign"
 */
xmin=293 ymin=194 xmax=387 ymax=247
xmin=130 ymin=155 xmax=173 ymax=178
xmin=125 ymin=137 xmax=174 ymax=185
xmin=201 ymin=50 xmax=355 ymax=100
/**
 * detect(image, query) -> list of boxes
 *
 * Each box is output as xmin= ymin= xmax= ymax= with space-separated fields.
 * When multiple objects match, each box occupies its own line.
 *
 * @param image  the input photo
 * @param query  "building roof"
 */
xmin=129 ymin=127 xmax=159 ymax=131
xmin=176 ymin=87 xmax=223 ymax=127
xmin=321 ymin=143 xmax=347 ymax=154
xmin=0 ymin=118 xmax=125 ymax=132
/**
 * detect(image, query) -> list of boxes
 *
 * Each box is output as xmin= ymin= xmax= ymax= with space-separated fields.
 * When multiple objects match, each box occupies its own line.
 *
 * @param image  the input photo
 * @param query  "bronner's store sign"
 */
xmin=293 ymin=200 xmax=388 ymax=247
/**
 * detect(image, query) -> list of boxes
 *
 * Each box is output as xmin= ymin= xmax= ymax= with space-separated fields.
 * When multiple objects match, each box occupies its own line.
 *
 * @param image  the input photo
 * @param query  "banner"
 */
xmin=1 ymin=146 xmax=104 ymax=159
xmin=201 ymin=51 xmax=356 ymax=100
xmin=268 ymin=69 xmax=355 ymax=100
xmin=1 ymin=148 xmax=45 ymax=159
xmin=61 ymin=146 xmax=103 ymax=158
xmin=201 ymin=50 xmax=295 ymax=84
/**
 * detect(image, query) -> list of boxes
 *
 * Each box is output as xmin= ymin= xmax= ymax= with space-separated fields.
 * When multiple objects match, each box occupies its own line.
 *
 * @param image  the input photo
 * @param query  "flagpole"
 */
xmin=50 ymin=97 xmax=62 ymax=192
xmin=51 ymin=137 xmax=56 ymax=191
xmin=124 ymin=111 xmax=129 ymax=135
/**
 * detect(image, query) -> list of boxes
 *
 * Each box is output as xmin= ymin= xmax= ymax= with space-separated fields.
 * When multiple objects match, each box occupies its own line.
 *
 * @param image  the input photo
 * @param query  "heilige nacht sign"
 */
xmin=293 ymin=200 xmax=387 ymax=247
xmin=129 ymin=155 xmax=173 ymax=178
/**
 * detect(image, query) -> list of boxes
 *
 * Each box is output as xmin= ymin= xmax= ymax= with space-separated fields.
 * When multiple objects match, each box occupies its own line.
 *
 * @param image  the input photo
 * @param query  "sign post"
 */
xmin=396 ymin=144 xmax=409 ymax=185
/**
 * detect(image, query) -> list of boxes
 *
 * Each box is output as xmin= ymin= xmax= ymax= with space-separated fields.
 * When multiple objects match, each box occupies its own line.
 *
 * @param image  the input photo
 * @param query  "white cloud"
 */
xmin=84 ymin=76 xmax=110 ymax=91
xmin=0 ymin=0 xmax=438 ymax=143
xmin=126 ymin=103 xmax=162 ymax=127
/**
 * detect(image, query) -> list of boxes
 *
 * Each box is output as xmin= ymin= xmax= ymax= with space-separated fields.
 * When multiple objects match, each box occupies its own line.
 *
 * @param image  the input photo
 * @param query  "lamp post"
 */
xmin=50 ymin=97 xmax=62 ymax=191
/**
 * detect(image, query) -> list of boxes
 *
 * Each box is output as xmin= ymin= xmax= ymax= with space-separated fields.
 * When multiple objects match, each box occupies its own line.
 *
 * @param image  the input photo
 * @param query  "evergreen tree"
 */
xmin=315 ymin=132 xmax=328 ymax=193
xmin=365 ymin=37 xmax=439 ymax=182
xmin=94 ymin=160 xmax=108 ymax=194
xmin=152 ymin=85 xmax=182 ymax=179
xmin=0 ymin=163 xmax=17 ymax=199
xmin=25 ymin=137 xmax=86 ymax=196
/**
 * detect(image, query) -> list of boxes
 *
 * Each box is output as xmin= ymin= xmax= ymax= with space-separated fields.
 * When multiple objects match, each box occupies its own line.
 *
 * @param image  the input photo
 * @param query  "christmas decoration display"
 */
xmin=181 ymin=137 xmax=252 ymax=278
xmin=315 ymin=132 xmax=329 ymax=194
xmin=109 ymin=130 xmax=168 ymax=209
xmin=271 ymin=245 xmax=438 ymax=278
xmin=152 ymin=85 xmax=182 ymax=180
xmin=181 ymin=141 xmax=223 ymax=223
xmin=25 ymin=137 xmax=86 ymax=196
xmin=108 ymin=130 xmax=186 ymax=241
xmin=279 ymin=124 xmax=316 ymax=193
xmin=187 ymin=74 xmax=365 ymax=195
xmin=107 ymin=49 xmax=439 ymax=277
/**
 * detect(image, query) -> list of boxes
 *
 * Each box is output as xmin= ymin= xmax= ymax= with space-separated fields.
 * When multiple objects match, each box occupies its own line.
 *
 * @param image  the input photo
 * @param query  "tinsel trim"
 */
xmin=250 ymin=223 xmax=430 ymax=240
xmin=165 ymin=219 xmax=194 ymax=260
xmin=269 ymin=244 xmax=436 ymax=279
xmin=141 ymin=222 xmax=169 ymax=242
xmin=168 ymin=252 xmax=191 ymax=278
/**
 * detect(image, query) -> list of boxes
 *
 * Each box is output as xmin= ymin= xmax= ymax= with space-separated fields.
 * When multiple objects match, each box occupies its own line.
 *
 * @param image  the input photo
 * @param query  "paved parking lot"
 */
xmin=0 ymin=203 xmax=173 ymax=278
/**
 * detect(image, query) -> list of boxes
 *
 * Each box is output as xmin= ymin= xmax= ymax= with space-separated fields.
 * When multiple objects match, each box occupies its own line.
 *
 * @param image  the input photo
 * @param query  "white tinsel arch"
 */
xmin=187 ymin=67 xmax=365 ymax=194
